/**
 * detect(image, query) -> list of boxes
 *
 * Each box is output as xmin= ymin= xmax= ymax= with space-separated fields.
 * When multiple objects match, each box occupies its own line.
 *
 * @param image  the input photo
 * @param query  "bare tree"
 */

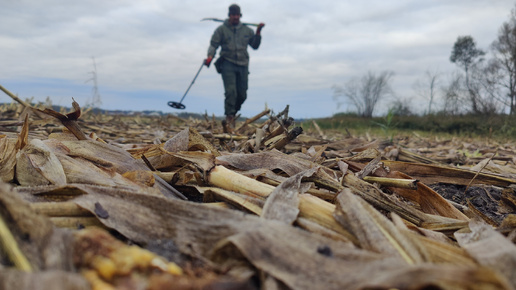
xmin=440 ymin=64 xmax=502 ymax=115
xmin=491 ymin=5 xmax=516 ymax=115
xmin=333 ymin=71 xmax=394 ymax=117
xmin=450 ymin=36 xmax=485 ymax=88
xmin=450 ymin=35 xmax=486 ymax=113
xmin=441 ymin=72 xmax=466 ymax=115
xmin=468 ymin=60 xmax=504 ymax=115
xmin=413 ymin=69 xmax=440 ymax=114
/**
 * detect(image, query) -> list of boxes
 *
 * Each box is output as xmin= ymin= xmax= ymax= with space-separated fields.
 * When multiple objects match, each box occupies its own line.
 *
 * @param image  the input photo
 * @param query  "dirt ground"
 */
xmin=430 ymin=183 xmax=507 ymax=224
xmin=1 ymin=101 xmax=516 ymax=289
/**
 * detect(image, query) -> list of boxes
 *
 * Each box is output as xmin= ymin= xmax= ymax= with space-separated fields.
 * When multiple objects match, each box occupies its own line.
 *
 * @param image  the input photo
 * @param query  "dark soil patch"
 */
xmin=430 ymin=183 xmax=506 ymax=224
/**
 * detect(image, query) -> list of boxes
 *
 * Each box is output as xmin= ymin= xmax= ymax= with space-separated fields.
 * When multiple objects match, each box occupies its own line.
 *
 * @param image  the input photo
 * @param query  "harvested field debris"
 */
xmin=1 ymin=87 xmax=516 ymax=289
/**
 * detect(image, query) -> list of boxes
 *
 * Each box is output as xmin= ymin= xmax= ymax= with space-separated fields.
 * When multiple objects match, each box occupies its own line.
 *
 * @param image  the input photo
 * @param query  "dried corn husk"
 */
xmin=0 ymin=137 xmax=17 ymax=182
xmin=456 ymin=220 xmax=516 ymax=288
xmin=16 ymin=139 xmax=66 ymax=186
xmin=1 ymin=96 xmax=516 ymax=289
xmin=334 ymin=188 xmax=425 ymax=264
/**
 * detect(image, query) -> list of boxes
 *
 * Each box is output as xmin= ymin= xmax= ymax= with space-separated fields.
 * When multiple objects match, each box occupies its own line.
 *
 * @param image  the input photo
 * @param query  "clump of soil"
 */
xmin=430 ymin=183 xmax=506 ymax=224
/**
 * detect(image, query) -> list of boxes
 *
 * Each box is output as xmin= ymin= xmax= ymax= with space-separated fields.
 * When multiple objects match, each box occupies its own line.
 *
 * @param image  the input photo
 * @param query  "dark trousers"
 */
xmin=221 ymin=61 xmax=248 ymax=116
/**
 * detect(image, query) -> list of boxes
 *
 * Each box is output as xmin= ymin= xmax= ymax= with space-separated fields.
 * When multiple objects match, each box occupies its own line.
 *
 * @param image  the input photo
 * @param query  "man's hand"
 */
xmin=204 ymin=56 xmax=213 ymax=67
xmin=256 ymin=23 xmax=265 ymax=35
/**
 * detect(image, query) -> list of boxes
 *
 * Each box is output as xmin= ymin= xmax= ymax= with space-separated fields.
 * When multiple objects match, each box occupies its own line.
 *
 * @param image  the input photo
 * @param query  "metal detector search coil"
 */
xmin=168 ymin=61 xmax=205 ymax=110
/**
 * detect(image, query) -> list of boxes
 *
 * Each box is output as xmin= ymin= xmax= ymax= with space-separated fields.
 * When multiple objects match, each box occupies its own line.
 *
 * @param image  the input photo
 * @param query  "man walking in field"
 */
xmin=204 ymin=4 xmax=264 ymax=131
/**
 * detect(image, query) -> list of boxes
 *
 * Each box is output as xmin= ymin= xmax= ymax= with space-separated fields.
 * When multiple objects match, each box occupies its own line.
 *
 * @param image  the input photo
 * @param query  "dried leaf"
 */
xmin=56 ymin=153 xmax=117 ymax=186
xmin=44 ymin=139 xmax=180 ymax=198
xmin=0 ymin=137 xmax=17 ymax=182
xmin=455 ymin=220 xmax=516 ymax=288
xmin=384 ymin=160 xmax=516 ymax=187
xmin=15 ymin=114 xmax=29 ymax=150
xmin=147 ymin=128 xmax=189 ymax=170
xmin=298 ymin=194 xmax=357 ymax=243
xmin=211 ymin=221 xmax=507 ymax=290
xmin=216 ymin=149 xmax=313 ymax=176
xmin=261 ymin=167 xmax=317 ymax=224
xmin=354 ymin=148 xmax=382 ymax=179
xmin=38 ymin=102 xmax=87 ymax=140
xmin=48 ymin=139 xmax=146 ymax=173
xmin=333 ymin=189 xmax=425 ymax=264
xmin=217 ymin=149 xmax=341 ymax=193
xmin=122 ymin=170 xmax=155 ymax=187
xmin=388 ymin=171 xmax=469 ymax=221
xmin=0 ymin=182 xmax=75 ymax=270
xmin=211 ymin=221 xmax=391 ymax=290
xmin=0 ymin=270 xmax=89 ymax=290
xmin=167 ymin=151 xmax=215 ymax=172
xmin=15 ymin=139 xmax=66 ymax=186
xmin=197 ymin=186 xmax=264 ymax=215
xmin=342 ymin=172 xmax=426 ymax=226
xmin=187 ymin=127 xmax=221 ymax=156
xmin=360 ymin=265 xmax=511 ymax=290
xmin=71 ymin=185 xmax=264 ymax=258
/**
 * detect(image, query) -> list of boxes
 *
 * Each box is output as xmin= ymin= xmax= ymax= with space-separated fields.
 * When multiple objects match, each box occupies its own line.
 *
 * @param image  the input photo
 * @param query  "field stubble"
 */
xmin=0 ymin=99 xmax=516 ymax=289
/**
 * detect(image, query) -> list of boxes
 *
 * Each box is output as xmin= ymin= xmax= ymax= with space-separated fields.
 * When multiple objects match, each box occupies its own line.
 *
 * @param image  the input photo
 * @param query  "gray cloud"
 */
xmin=1 ymin=0 xmax=514 ymax=118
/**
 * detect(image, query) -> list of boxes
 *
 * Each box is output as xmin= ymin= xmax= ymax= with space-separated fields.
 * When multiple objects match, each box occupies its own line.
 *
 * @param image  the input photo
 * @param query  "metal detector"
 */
xmin=168 ymin=61 xmax=205 ymax=109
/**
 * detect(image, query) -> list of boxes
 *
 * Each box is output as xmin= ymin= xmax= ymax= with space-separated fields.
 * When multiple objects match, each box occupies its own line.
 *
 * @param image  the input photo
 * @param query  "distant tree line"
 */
xmin=333 ymin=4 xmax=516 ymax=117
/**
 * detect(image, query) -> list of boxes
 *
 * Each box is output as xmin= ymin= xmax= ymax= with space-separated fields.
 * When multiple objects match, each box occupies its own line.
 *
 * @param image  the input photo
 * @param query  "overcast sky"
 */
xmin=1 ymin=1 xmax=515 ymax=118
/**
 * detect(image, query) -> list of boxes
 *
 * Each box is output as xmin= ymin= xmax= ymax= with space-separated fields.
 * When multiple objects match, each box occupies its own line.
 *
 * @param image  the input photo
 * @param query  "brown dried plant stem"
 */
xmin=49 ymin=217 xmax=104 ymax=229
xmin=397 ymin=148 xmax=441 ymax=164
xmin=38 ymin=100 xmax=88 ymax=140
xmin=202 ymin=187 xmax=263 ymax=215
xmin=0 ymin=84 xmax=47 ymax=119
xmin=208 ymin=165 xmax=275 ymax=197
xmin=0 ymin=85 xmax=31 ymax=107
xmin=298 ymin=194 xmax=358 ymax=244
xmin=236 ymin=108 xmax=271 ymax=133
xmin=363 ymin=176 xmax=418 ymax=190
xmin=0 ymin=215 xmax=31 ymax=271
xmin=29 ymin=203 xmax=105 ymax=229
xmin=464 ymin=149 xmax=498 ymax=193
xmin=30 ymin=202 xmax=93 ymax=217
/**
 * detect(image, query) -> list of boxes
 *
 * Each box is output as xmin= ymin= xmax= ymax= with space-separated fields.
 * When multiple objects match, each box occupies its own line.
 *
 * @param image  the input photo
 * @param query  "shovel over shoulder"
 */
xmin=201 ymin=17 xmax=263 ymax=27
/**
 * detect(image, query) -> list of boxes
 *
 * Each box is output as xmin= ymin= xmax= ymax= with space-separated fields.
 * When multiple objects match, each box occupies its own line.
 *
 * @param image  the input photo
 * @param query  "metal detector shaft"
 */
xmin=168 ymin=61 xmax=205 ymax=109
xmin=178 ymin=61 xmax=204 ymax=105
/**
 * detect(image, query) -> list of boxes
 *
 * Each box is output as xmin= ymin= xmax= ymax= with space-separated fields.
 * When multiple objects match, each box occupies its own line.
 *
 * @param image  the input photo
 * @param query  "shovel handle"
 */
xmin=201 ymin=18 xmax=262 ymax=27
